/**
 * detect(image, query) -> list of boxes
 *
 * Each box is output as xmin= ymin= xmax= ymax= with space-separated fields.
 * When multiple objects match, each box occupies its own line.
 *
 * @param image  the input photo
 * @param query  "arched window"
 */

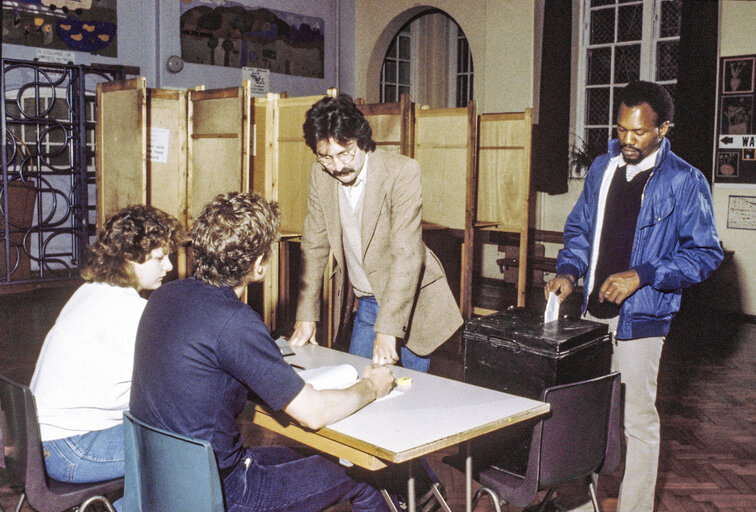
xmin=380 ymin=12 xmax=472 ymax=108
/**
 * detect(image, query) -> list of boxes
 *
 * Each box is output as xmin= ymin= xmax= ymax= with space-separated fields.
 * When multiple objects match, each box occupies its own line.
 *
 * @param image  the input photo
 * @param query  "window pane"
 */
xmin=617 ymin=4 xmax=643 ymax=42
xmin=586 ymin=127 xmax=609 ymax=156
xmin=586 ymin=87 xmax=611 ymax=125
xmin=458 ymin=38 xmax=469 ymax=72
xmin=590 ymin=8 xmax=615 ymax=45
xmin=591 ymin=0 xmax=614 ymax=6
xmin=398 ymin=61 xmax=409 ymax=84
xmin=384 ymin=61 xmax=397 ymax=82
xmin=656 ymin=40 xmax=678 ymax=81
xmin=384 ymin=84 xmax=396 ymax=102
xmin=660 ymin=0 xmax=682 ymax=38
xmin=615 ymin=44 xmax=640 ymax=83
xmin=386 ymin=39 xmax=397 ymax=59
xmin=613 ymin=86 xmax=623 ymax=122
xmin=664 ymin=83 xmax=677 ymax=109
xmin=398 ymin=35 xmax=410 ymax=60
xmin=457 ymin=76 xmax=465 ymax=108
xmin=587 ymin=47 xmax=612 ymax=85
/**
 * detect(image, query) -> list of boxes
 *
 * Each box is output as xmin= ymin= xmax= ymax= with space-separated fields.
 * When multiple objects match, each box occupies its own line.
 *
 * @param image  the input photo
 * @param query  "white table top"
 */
xmin=254 ymin=345 xmax=549 ymax=466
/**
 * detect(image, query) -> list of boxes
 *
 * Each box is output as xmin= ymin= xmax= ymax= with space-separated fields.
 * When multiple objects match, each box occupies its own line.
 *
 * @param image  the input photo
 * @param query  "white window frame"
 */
xmin=380 ymin=24 xmax=418 ymax=103
xmin=574 ymin=0 xmax=681 ymax=177
xmin=448 ymin=23 xmax=474 ymax=108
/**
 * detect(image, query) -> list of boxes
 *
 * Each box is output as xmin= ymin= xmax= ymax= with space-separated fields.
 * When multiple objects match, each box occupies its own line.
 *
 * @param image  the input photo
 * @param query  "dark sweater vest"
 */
xmin=587 ymin=166 xmax=652 ymax=319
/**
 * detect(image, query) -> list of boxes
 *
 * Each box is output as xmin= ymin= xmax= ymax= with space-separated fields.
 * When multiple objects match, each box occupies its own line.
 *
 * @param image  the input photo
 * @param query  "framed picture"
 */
xmin=722 ymin=57 xmax=755 ymax=94
xmin=720 ymin=95 xmax=753 ymax=135
xmin=744 ymin=148 xmax=756 ymax=161
xmin=717 ymin=151 xmax=740 ymax=178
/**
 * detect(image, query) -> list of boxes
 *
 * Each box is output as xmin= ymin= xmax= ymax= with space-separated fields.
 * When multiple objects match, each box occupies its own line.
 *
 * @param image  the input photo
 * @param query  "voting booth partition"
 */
xmin=96 ymin=82 xmax=535 ymax=340
xmin=251 ymin=91 xmax=337 ymax=344
xmin=95 ymin=79 xmax=250 ymax=279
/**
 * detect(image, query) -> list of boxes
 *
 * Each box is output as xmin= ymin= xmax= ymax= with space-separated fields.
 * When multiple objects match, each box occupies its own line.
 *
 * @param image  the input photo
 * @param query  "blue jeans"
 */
xmin=223 ymin=446 xmax=390 ymax=512
xmin=349 ymin=296 xmax=431 ymax=373
xmin=43 ymin=424 xmax=124 ymax=511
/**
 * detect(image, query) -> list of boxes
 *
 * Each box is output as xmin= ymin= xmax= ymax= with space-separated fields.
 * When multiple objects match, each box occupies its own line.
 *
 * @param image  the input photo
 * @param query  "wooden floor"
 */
xmin=1 ymin=283 xmax=755 ymax=511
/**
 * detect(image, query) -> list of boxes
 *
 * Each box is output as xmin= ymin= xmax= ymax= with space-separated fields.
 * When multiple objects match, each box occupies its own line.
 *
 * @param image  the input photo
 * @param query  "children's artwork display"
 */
xmin=716 ymin=55 xmax=756 ymax=184
xmin=180 ymin=0 xmax=324 ymax=79
xmin=1 ymin=0 xmax=117 ymax=57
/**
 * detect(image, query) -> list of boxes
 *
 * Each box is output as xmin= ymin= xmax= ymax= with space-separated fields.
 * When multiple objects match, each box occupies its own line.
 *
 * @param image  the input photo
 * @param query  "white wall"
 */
xmin=714 ymin=0 xmax=756 ymax=315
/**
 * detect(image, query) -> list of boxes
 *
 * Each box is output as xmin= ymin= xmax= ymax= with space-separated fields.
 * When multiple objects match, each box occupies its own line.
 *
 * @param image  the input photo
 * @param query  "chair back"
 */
xmin=0 ymin=373 xmax=123 ymax=512
xmin=537 ymin=372 xmax=621 ymax=488
xmin=0 ymin=373 xmax=35 ymax=488
xmin=123 ymin=411 xmax=225 ymax=512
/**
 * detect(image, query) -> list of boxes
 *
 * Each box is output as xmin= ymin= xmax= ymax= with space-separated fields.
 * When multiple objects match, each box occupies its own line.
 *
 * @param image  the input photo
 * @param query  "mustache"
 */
xmin=621 ymin=144 xmax=640 ymax=152
xmin=331 ymin=167 xmax=356 ymax=177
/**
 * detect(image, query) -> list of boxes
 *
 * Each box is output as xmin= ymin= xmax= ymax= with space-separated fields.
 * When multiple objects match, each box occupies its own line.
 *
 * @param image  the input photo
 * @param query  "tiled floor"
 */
xmin=2 ymin=282 xmax=756 ymax=511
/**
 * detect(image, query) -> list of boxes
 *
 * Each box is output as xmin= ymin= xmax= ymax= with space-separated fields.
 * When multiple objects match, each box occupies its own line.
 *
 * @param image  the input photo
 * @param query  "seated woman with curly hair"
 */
xmin=30 ymin=204 xmax=180 ymax=488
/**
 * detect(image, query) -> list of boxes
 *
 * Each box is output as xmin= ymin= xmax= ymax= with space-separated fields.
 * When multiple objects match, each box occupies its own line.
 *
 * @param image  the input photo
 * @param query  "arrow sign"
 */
xmin=719 ymin=134 xmax=756 ymax=149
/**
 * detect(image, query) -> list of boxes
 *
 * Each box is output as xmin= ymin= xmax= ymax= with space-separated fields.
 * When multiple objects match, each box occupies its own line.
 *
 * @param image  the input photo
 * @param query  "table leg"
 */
xmin=408 ymin=458 xmax=416 ymax=512
xmin=466 ymin=443 xmax=473 ymax=512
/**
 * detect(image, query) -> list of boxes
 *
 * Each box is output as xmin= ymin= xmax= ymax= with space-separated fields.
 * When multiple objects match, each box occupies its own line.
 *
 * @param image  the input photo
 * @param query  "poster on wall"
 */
xmin=716 ymin=55 xmax=756 ymax=184
xmin=1 ymin=0 xmax=118 ymax=57
xmin=180 ymin=0 xmax=324 ymax=79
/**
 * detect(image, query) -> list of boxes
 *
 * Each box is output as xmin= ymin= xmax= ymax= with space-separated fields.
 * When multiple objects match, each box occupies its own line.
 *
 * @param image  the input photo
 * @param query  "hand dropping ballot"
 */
xmin=544 ymin=292 xmax=560 ymax=324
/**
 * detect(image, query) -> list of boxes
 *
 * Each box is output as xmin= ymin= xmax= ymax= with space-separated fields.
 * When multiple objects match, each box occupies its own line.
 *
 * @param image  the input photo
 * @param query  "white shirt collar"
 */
xmin=621 ymin=147 xmax=659 ymax=181
xmin=340 ymin=152 xmax=368 ymax=210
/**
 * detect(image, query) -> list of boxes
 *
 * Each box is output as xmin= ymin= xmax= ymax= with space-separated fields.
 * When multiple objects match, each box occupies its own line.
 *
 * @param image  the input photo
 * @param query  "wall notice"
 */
xmin=727 ymin=195 xmax=756 ymax=230
xmin=148 ymin=128 xmax=170 ymax=164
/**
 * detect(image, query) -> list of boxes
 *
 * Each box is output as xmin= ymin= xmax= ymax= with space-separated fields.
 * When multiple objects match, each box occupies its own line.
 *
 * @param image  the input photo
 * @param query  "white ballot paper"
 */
xmin=298 ymin=364 xmax=359 ymax=390
xmin=297 ymin=364 xmax=403 ymax=401
xmin=544 ymin=292 xmax=560 ymax=323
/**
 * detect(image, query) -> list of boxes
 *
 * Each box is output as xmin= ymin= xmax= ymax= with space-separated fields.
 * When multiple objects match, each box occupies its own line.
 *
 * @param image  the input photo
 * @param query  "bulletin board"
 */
xmin=715 ymin=54 xmax=756 ymax=184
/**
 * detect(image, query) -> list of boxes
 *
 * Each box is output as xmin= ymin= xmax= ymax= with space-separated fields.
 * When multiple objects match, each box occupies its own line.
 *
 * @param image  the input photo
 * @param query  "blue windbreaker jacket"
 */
xmin=556 ymin=138 xmax=724 ymax=340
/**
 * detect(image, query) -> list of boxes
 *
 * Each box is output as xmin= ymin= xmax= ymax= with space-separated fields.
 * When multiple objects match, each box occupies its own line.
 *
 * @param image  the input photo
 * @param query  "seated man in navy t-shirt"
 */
xmin=129 ymin=192 xmax=395 ymax=512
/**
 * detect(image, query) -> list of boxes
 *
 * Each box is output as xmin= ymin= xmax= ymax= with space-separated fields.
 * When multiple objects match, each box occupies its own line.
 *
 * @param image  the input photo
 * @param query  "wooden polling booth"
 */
xmin=96 ymin=78 xmax=251 ymax=278
xmin=251 ymin=91 xmax=337 ymax=342
xmin=355 ymin=93 xmax=415 ymax=156
xmin=476 ymin=110 xmax=533 ymax=312
xmin=413 ymin=102 xmax=478 ymax=320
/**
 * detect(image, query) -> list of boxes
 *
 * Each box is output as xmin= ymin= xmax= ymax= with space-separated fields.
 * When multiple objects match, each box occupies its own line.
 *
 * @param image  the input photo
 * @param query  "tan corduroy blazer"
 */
xmin=295 ymin=149 xmax=463 ymax=356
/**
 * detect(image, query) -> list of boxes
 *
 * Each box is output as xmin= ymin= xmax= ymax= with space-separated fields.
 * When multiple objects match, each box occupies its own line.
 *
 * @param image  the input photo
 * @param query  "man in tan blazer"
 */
xmin=289 ymin=95 xmax=462 ymax=372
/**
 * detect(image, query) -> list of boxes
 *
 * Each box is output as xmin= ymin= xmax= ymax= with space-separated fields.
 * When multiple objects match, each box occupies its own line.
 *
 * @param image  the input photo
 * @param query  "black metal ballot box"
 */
xmin=462 ymin=308 xmax=613 ymax=474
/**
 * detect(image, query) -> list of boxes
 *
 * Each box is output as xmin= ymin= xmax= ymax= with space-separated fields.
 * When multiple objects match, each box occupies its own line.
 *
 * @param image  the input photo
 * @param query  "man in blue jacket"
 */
xmin=546 ymin=81 xmax=723 ymax=511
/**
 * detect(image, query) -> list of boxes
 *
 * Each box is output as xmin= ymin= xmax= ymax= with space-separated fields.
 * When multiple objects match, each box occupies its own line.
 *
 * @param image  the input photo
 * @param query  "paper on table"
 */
xmin=296 ymin=364 xmax=403 ymax=401
xmin=544 ymin=292 xmax=560 ymax=323
xmin=298 ymin=364 xmax=359 ymax=390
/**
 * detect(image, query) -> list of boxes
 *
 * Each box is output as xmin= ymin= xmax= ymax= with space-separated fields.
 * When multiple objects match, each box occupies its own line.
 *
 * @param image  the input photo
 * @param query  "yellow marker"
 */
xmin=396 ymin=377 xmax=412 ymax=389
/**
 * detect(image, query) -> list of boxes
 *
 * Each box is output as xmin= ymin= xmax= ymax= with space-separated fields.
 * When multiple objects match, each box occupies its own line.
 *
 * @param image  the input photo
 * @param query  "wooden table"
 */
xmin=252 ymin=345 xmax=549 ymax=512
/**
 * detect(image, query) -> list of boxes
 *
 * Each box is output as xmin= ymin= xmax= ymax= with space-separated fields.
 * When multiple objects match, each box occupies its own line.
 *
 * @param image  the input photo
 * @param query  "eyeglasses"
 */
xmin=316 ymin=145 xmax=358 ymax=167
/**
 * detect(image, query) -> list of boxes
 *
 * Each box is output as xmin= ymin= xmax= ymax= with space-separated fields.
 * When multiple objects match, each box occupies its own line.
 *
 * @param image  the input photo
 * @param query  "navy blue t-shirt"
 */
xmin=129 ymin=278 xmax=305 ymax=470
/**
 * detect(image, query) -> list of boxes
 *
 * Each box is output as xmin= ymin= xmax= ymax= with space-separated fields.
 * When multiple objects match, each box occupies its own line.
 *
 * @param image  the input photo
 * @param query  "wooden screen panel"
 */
xmin=147 ymin=89 xmax=188 ymax=229
xmin=414 ymin=107 xmax=471 ymax=230
xmin=253 ymin=93 xmax=326 ymax=235
xmin=356 ymin=94 xmax=413 ymax=156
xmin=477 ymin=109 xmax=533 ymax=308
xmin=477 ymin=110 xmax=532 ymax=231
xmin=187 ymin=87 xmax=250 ymax=225
xmin=277 ymin=95 xmax=324 ymax=235
xmin=95 ymin=77 xmax=147 ymax=229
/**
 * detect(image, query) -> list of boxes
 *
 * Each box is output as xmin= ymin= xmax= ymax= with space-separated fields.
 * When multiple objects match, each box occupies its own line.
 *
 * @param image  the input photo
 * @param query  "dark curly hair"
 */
xmin=303 ymin=94 xmax=376 ymax=153
xmin=191 ymin=191 xmax=280 ymax=288
xmin=81 ymin=205 xmax=181 ymax=288
xmin=619 ymin=81 xmax=674 ymax=126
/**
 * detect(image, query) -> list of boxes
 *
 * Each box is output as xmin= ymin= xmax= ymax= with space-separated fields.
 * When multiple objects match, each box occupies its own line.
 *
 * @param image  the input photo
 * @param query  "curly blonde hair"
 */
xmin=81 ymin=205 xmax=181 ymax=288
xmin=191 ymin=192 xmax=280 ymax=288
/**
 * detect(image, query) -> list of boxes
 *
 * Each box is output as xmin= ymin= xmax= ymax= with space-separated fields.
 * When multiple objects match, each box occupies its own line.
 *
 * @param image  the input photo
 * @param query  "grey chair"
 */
xmin=122 ymin=411 xmax=225 ymax=512
xmin=0 ymin=373 xmax=123 ymax=512
xmin=472 ymin=372 xmax=622 ymax=512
